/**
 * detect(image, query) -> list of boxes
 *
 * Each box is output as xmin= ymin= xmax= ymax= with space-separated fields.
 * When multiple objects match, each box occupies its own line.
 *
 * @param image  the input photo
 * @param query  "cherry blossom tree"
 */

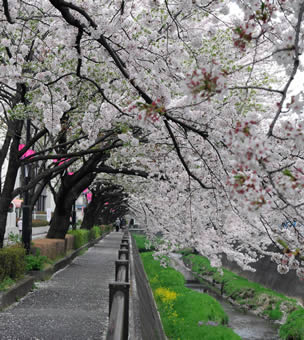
xmin=80 ymin=181 xmax=128 ymax=230
xmin=1 ymin=0 xmax=304 ymax=279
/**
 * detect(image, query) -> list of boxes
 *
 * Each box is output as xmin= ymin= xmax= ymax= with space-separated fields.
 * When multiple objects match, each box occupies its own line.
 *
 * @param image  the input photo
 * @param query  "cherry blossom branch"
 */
xmin=96 ymin=165 xmax=148 ymax=178
xmin=164 ymin=119 xmax=214 ymax=190
xmin=2 ymin=0 xmax=14 ymax=24
xmin=165 ymin=113 xmax=208 ymax=139
xmin=45 ymin=73 xmax=75 ymax=86
xmin=48 ymin=0 xmax=154 ymax=105
xmin=259 ymin=215 xmax=282 ymax=252
xmin=12 ymin=157 xmax=77 ymax=197
xmin=22 ymin=136 xmax=120 ymax=164
xmin=77 ymin=75 xmax=127 ymax=116
xmin=75 ymin=28 xmax=83 ymax=76
xmin=267 ymin=1 xmax=304 ymax=137
xmin=230 ymin=86 xmax=283 ymax=95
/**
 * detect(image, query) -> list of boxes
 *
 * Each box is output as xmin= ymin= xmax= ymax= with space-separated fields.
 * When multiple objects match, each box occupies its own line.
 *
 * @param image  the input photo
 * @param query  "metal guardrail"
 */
xmin=106 ymin=232 xmax=130 ymax=340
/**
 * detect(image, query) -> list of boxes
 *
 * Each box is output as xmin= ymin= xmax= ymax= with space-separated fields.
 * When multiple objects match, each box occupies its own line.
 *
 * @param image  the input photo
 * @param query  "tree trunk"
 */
xmin=0 ymin=211 xmax=9 ymax=248
xmin=47 ymin=172 xmax=96 ymax=239
xmin=80 ymin=198 xmax=102 ymax=230
xmin=0 ymin=121 xmax=23 ymax=247
xmin=47 ymin=204 xmax=71 ymax=239
xmin=80 ymin=206 xmax=96 ymax=230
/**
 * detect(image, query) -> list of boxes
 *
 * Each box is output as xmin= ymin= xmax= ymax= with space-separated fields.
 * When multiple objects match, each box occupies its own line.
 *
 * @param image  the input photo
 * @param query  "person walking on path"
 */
xmin=17 ymin=218 xmax=23 ymax=236
xmin=115 ymin=217 xmax=120 ymax=232
xmin=129 ymin=218 xmax=134 ymax=228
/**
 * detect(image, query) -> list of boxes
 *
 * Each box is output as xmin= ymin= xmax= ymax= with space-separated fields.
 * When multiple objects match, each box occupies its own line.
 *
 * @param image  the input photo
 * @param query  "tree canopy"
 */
xmin=1 ymin=0 xmax=304 ymax=279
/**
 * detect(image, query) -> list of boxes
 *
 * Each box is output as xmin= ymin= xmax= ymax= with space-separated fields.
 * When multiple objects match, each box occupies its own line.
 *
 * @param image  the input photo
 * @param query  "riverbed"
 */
xmin=170 ymin=253 xmax=280 ymax=340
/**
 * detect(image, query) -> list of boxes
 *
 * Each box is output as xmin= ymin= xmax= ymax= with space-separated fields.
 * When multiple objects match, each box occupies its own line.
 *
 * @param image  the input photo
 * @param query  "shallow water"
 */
xmin=170 ymin=254 xmax=280 ymax=340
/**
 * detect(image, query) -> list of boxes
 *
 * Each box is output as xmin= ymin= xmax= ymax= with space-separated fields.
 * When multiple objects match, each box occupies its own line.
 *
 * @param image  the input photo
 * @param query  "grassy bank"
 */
xmin=183 ymin=253 xmax=304 ymax=340
xmin=133 ymin=235 xmax=241 ymax=340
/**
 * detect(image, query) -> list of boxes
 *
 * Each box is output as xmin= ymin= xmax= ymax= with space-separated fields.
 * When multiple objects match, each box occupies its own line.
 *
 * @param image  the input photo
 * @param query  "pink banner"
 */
xmin=53 ymin=158 xmax=70 ymax=166
xmin=19 ymin=144 xmax=35 ymax=159
xmin=86 ymin=192 xmax=92 ymax=202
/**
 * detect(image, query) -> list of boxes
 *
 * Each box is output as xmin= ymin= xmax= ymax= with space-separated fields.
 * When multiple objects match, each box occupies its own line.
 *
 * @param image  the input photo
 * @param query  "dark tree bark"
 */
xmin=47 ymin=172 xmax=96 ymax=238
xmin=81 ymin=182 xmax=128 ymax=230
xmin=0 ymin=120 xmax=23 ymax=247
xmin=80 ymin=204 xmax=98 ymax=230
xmin=46 ymin=151 xmax=109 ymax=239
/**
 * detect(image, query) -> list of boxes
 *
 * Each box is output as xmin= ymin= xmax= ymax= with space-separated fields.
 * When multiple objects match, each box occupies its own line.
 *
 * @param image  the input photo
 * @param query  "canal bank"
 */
xmin=169 ymin=253 xmax=280 ymax=340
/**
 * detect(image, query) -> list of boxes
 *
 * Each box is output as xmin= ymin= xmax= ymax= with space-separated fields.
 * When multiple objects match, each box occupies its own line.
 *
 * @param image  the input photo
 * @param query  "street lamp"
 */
xmin=72 ymin=202 xmax=76 ymax=230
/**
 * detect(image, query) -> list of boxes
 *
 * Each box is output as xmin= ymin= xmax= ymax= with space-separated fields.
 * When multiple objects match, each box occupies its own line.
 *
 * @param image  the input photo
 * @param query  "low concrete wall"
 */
xmin=130 ymin=236 xmax=166 ymax=340
xmin=64 ymin=234 xmax=74 ymax=253
xmin=222 ymin=253 xmax=304 ymax=300
xmin=32 ymin=235 xmax=75 ymax=260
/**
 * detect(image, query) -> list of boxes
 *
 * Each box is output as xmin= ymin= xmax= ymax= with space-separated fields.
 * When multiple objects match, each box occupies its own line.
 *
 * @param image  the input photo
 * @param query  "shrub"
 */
xmin=100 ymin=224 xmax=113 ymax=234
xmin=68 ymin=229 xmax=90 ymax=249
xmin=89 ymin=226 xmax=101 ymax=240
xmin=25 ymin=249 xmax=49 ymax=271
xmin=0 ymin=245 xmax=26 ymax=282
xmin=32 ymin=219 xmax=49 ymax=227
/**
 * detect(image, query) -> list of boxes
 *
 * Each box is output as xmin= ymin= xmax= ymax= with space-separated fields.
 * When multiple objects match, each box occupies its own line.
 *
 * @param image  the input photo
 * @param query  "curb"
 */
xmin=0 ymin=231 xmax=112 ymax=311
xmin=0 ymin=276 xmax=35 ymax=310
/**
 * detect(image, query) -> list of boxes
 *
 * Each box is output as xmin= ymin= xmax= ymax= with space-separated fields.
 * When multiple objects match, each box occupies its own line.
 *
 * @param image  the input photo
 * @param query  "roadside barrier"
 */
xmin=106 ymin=232 xmax=130 ymax=340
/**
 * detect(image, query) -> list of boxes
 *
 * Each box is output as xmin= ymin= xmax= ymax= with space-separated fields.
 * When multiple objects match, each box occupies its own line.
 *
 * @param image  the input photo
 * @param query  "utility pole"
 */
xmin=72 ymin=201 xmax=76 ymax=230
xmin=22 ymin=118 xmax=32 ymax=254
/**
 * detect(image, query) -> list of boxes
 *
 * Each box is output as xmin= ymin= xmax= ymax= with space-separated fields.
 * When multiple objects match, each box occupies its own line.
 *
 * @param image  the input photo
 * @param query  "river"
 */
xmin=170 ymin=253 xmax=280 ymax=340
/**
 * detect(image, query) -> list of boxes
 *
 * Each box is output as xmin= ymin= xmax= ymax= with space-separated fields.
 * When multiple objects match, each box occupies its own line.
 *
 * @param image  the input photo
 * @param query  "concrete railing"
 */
xmin=106 ymin=232 xmax=130 ymax=340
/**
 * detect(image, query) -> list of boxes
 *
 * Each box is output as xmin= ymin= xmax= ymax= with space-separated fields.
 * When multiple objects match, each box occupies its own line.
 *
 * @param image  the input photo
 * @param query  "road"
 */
xmin=4 ymin=225 xmax=50 ymax=245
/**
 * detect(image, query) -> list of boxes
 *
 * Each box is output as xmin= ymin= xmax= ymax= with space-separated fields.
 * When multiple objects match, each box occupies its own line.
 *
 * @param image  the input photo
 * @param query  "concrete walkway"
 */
xmin=0 ymin=231 xmax=123 ymax=340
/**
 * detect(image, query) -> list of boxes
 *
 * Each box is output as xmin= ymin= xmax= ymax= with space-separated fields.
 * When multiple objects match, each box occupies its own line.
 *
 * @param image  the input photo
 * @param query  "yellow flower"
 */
xmin=155 ymin=287 xmax=177 ymax=303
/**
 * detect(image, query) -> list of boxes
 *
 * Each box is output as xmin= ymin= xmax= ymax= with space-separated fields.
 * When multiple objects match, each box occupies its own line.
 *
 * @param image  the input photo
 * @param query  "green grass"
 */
xmin=25 ymin=249 xmax=51 ymax=271
xmin=184 ymin=254 xmax=296 ymax=308
xmin=78 ymin=247 xmax=88 ymax=256
xmin=0 ymin=276 xmax=16 ymax=291
xmin=184 ymin=253 xmax=304 ymax=339
xmin=132 ymin=234 xmax=156 ymax=252
xmin=139 ymin=251 xmax=241 ymax=339
xmin=279 ymin=308 xmax=304 ymax=339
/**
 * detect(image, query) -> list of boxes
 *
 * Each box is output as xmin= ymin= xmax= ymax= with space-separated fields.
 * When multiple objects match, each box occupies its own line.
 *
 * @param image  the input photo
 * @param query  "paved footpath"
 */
xmin=0 ymin=232 xmax=123 ymax=340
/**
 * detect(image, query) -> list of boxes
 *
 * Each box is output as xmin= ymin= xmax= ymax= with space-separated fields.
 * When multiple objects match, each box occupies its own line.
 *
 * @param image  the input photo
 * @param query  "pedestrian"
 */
xmin=129 ymin=218 xmax=134 ymax=228
xmin=121 ymin=217 xmax=126 ymax=230
xmin=17 ymin=218 xmax=23 ymax=236
xmin=115 ymin=217 xmax=120 ymax=232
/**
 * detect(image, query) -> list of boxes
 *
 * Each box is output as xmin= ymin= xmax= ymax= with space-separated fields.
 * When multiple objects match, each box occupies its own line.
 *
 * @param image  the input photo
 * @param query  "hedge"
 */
xmin=68 ymin=229 xmax=90 ymax=249
xmin=0 ymin=245 xmax=26 ymax=282
xmin=68 ymin=225 xmax=112 ymax=249
xmin=32 ymin=219 xmax=49 ymax=227
xmin=89 ymin=226 xmax=101 ymax=241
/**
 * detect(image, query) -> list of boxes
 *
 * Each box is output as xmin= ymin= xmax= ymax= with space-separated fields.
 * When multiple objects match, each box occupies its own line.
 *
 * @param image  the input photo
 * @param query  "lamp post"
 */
xmin=72 ymin=201 xmax=76 ymax=230
xmin=22 ymin=118 xmax=31 ymax=254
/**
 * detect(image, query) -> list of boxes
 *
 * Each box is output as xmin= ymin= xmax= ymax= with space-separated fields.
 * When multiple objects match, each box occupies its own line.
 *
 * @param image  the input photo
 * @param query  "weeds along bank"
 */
xmin=133 ymin=234 xmax=241 ymax=340
xmin=133 ymin=234 xmax=304 ymax=340
xmin=182 ymin=253 xmax=304 ymax=340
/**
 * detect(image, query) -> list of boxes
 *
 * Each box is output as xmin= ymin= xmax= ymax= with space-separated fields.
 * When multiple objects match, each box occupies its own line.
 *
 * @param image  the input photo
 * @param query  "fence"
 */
xmin=106 ymin=232 xmax=130 ymax=340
